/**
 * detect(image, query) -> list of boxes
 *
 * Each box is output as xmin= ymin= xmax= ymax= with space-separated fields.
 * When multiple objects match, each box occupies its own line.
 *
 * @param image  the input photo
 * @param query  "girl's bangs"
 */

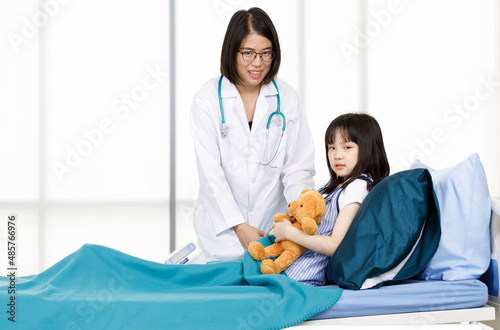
xmin=329 ymin=126 xmax=353 ymax=144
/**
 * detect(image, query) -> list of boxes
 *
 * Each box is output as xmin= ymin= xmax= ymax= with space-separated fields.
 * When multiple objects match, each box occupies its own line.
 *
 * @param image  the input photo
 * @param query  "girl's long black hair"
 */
xmin=324 ymin=113 xmax=390 ymax=194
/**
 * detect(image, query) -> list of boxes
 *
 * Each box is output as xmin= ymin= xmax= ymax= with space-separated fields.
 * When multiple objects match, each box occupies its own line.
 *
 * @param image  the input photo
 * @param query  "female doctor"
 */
xmin=190 ymin=7 xmax=315 ymax=262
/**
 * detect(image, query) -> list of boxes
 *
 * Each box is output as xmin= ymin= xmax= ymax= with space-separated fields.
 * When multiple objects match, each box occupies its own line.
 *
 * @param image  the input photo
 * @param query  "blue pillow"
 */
xmin=327 ymin=169 xmax=441 ymax=289
xmin=411 ymin=153 xmax=491 ymax=280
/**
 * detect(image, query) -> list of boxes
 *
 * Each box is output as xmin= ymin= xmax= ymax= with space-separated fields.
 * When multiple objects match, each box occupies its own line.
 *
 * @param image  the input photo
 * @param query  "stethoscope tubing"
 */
xmin=218 ymin=75 xmax=284 ymax=134
xmin=218 ymin=75 xmax=285 ymax=166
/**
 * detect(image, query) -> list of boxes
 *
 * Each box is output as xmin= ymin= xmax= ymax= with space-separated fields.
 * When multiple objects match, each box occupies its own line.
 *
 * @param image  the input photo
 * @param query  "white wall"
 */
xmin=0 ymin=0 xmax=498 ymax=275
xmin=367 ymin=0 xmax=499 ymax=182
xmin=1 ymin=0 xmax=171 ymax=274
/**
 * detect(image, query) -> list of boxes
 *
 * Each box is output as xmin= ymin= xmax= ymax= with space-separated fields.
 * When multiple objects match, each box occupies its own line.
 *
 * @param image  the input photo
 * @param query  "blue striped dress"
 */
xmin=284 ymin=175 xmax=370 ymax=286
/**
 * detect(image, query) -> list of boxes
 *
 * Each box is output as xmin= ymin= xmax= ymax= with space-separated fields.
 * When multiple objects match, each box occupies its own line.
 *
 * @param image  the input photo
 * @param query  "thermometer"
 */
xmin=164 ymin=242 xmax=201 ymax=265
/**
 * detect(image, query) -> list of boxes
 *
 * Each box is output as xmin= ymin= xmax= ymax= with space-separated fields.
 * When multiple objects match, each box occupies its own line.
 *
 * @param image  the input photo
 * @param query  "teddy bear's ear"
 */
xmin=301 ymin=188 xmax=311 ymax=195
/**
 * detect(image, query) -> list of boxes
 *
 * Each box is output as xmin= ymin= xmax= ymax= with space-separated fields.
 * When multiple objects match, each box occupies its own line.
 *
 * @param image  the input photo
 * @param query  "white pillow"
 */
xmin=411 ymin=153 xmax=491 ymax=280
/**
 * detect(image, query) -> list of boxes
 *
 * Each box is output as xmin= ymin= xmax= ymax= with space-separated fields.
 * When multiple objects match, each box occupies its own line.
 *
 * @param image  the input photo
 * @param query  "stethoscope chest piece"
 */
xmin=220 ymin=124 xmax=228 ymax=138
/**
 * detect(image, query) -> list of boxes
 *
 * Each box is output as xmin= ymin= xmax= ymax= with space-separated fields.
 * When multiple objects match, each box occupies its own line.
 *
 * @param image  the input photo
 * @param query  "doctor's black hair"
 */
xmin=323 ymin=113 xmax=390 ymax=194
xmin=220 ymin=7 xmax=281 ymax=86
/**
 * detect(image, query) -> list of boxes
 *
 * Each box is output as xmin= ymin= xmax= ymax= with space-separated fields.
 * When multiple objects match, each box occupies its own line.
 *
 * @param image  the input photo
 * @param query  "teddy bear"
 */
xmin=248 ymin=189 xmax=326 ymax=274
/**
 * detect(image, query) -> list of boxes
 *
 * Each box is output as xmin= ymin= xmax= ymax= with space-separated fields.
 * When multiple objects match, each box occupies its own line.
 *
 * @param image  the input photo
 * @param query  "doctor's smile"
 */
xmin=248 ymin=70 xmax=263 ymax=79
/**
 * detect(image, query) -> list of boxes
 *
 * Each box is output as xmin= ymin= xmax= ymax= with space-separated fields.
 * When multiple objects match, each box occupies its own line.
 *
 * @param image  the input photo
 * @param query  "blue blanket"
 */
xmin=0 ymin=237 xmax=341 ymax=329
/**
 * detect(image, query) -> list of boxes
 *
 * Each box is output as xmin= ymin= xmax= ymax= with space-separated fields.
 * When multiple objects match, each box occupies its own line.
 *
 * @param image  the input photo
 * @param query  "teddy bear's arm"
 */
xmin=301 ymin=217 xmax=318 ymax=235
xmin=273 ymin=213 xmax=291 ymax=223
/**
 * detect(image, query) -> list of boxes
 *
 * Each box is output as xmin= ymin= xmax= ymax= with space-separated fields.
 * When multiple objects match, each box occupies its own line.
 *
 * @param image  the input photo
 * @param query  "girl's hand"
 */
xmin=233 ymin=223 xmax=266 ymax=250
xmin=272 ymin=219 xmax=293 ymax=242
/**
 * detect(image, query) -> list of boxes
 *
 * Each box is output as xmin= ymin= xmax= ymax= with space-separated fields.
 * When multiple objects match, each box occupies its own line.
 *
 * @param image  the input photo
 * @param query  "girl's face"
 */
xmin=235 ymin=33 xmax=273 ymax=89
xmin=328 ymin=129 xmax=359 ymax=179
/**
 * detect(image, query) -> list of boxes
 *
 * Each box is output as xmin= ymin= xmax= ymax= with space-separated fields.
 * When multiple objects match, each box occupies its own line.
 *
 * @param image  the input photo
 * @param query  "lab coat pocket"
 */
xmin=259 ymin=124 xmax=286 ymax=168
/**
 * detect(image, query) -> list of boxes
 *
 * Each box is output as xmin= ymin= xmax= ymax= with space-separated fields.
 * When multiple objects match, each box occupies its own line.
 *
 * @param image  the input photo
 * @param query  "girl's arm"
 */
xmin=273 ymin=202 xmax=361 ymax=256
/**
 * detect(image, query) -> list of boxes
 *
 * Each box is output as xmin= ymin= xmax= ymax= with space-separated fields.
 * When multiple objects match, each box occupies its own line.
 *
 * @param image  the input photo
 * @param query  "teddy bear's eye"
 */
xmin=300 ymin=205 xmax=303 ymax=207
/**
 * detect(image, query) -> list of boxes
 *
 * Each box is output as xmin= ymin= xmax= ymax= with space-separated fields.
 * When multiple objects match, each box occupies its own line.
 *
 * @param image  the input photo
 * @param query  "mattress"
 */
xmin=309 ymin=279 xmax=488 ymax=320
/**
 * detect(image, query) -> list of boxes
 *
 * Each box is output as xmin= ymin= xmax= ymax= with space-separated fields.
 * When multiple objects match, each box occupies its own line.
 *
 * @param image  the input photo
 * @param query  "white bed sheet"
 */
xmin=309 ymin=279 xmax=488 ymax=320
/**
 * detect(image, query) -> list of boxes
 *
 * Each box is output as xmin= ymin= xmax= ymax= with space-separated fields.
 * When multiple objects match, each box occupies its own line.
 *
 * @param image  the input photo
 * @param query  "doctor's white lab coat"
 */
xmin=190 ymin=76 xmax=315 ymax=261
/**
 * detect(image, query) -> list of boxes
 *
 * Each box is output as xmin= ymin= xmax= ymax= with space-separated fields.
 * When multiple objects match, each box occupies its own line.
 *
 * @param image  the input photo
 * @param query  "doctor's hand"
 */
xmin=233 ymin=223 xmax=266 ymax=250
xmin=272 ymin=219 xmax=293 ymax=242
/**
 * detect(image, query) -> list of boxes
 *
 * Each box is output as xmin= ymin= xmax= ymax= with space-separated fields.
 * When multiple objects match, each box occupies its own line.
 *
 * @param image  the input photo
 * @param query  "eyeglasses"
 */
xmin=238 ymin=50 xmax=275 ymax=62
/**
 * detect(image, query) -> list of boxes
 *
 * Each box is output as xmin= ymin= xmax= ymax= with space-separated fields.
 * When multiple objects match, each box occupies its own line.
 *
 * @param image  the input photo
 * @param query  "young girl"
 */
xmin=272 ymin=113 xmax=390 ymax=286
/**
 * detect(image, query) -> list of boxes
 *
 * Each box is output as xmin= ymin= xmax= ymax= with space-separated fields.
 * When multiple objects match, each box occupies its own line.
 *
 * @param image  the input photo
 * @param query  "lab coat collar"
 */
xmin=260 ymin=78 xmax=279 ymax=97
xmin=219 ymin=76 xmax=279 ymax=134
xmin=219 ymin=76 xmax=279 ymax=98
xmin=219 ymin=76 xmax=239 ymax=98
xmin=253 ymin=79 xmax=279 ymax=132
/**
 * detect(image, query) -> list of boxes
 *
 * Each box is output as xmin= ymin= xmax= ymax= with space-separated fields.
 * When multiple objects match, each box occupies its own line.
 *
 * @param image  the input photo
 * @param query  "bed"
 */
xmin=292 ymin=153 xmax=499 ymax=329
xmin=0 ymin=154 xmax=497 ymax=329
xmin=293 ymin=228 xmax=497 ymax=328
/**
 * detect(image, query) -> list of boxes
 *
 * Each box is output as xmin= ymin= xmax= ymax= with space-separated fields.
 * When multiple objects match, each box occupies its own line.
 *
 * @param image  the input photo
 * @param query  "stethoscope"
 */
xmin=218 ymin=75 xmax=286 ymax=167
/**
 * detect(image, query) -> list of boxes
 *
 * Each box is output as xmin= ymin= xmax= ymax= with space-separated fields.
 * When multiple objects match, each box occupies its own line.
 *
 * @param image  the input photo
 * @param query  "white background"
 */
xmin=1 ymin=0 xmax=499 ymax=275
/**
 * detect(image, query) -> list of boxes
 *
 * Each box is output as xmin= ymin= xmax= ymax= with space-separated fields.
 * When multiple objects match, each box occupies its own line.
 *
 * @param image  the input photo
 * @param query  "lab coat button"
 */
xmin=252 ymin=178 xmax=256 ymax=184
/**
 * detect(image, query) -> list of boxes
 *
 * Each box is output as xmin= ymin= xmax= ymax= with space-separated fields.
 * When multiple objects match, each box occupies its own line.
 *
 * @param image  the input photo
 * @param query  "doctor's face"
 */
xmin=235 ymin=33 xmax=273 ymax=89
